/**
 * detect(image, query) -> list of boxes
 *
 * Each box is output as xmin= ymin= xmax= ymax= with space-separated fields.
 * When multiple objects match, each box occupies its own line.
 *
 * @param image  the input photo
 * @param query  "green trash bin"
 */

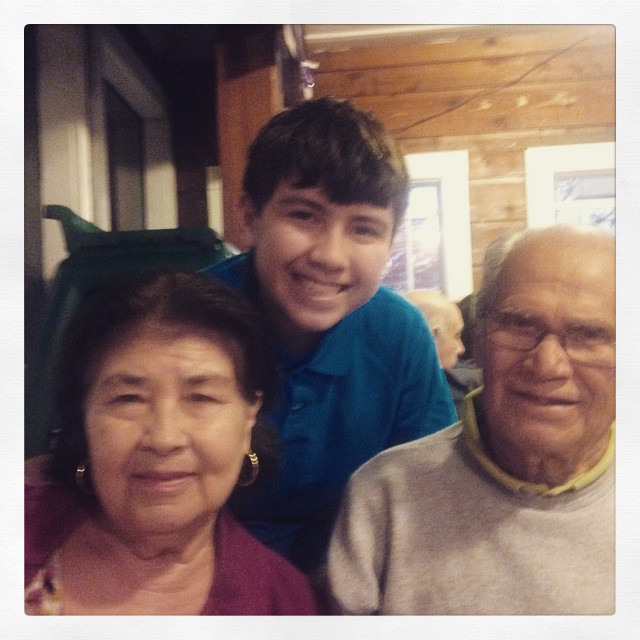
xmin=25 ymin=205 xmax=234 ymax=459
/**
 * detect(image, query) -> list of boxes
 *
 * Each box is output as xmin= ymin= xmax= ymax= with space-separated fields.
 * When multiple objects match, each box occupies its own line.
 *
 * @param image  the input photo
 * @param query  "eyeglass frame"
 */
xmin=485 ymin=310 xmax=616 ymax=369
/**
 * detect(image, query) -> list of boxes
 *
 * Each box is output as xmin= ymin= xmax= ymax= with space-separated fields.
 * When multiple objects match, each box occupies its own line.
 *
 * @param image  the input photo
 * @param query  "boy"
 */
xmin=202 ymin=97 xmax=456 ymax=572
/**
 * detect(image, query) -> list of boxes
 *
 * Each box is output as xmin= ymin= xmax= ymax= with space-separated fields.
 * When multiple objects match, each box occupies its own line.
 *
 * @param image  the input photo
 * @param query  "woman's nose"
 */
xmin=141 ymin=400 xmax=188 ymax=453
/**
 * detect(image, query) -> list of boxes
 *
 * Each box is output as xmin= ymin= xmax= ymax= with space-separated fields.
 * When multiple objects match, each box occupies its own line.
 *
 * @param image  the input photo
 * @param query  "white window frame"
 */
xmin=404 ymin=151 xmax=473 ymax=301
xmin=525 ymin=142 xmax=615 ymax=228
xmin=38 ymin=25 xmax=178 ymax=281
xmin=89 ymin=25 xmax=177 ymax=231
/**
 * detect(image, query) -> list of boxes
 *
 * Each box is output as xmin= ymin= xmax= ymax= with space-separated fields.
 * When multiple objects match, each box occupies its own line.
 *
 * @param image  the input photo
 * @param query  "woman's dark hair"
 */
xmin=49 ymin=272 xmax=280 ymax=504
xmin=243 ymin=96 xmax=410 ymax=230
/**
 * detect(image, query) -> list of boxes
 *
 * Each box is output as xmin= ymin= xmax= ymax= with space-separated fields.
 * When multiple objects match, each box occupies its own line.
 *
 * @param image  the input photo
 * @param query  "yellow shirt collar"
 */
xmin=462 ymin=387 xmax=615 ymax=496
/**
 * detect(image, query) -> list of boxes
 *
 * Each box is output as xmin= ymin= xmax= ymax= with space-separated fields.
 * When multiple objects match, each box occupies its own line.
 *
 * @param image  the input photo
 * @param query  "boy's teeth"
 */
xmin=301 ymin=278 xmax=341 ymax=295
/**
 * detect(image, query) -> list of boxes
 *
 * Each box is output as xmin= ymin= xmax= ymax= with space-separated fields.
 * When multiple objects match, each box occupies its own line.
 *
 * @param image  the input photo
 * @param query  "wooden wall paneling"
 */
xmin=313 ymin=43 xmax=614 ymax=99
xmin=469 ymin=180 xmax=526 ymax=223
xmin=311 ymin=25 xmax=612 ymax=72
xmin=399 ymin=126 xmax=615 ymax=157
xmin=215 ymin=37 xmax=281 ymax=250
xmin=467 ymin=140 xmax=524 ymax=180
xmin=348 ymin=80 xmax=614 ymax=139
xmin=305 ymin=24 xmax=615 ymax=292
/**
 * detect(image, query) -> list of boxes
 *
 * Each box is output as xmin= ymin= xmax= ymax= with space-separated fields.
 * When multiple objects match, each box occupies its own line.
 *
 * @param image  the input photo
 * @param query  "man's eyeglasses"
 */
xmin=486 ymin=311 xmax=615 ymax=369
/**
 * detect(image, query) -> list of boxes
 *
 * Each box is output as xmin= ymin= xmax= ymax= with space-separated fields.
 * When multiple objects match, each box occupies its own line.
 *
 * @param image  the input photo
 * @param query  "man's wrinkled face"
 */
xmin=477 ymin=232 xmax=615 ymax=479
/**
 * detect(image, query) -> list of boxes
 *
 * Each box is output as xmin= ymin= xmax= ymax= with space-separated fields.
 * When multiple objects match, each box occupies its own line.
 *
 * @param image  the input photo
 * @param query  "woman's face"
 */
xmin=83 ymin=322 xmax=262 ymax=542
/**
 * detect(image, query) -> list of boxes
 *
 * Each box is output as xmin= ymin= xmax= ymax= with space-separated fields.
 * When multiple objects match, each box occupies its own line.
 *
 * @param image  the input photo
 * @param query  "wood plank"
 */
xmin=216 ymin=43 xmax=280 ymax=249
xmin=313 ymin=44 xmax=614 ymax=98
xmin=469 ymin=182 xmax=527 ymax=223
xmin=400 ymin=127 xmax=615 ymax=159
xmin=311 ymin=25 xmax=613 ymax=72
xmin=468 ymin=145 xmax=525 ymax=180
xmin=349 ymin=79 xmax=614 ymax=138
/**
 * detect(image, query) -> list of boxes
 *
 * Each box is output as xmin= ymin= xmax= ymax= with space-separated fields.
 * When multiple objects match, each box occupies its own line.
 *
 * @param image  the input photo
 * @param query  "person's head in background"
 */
xmin=239 ymin=96 xmax=410 ymax=354
xmin=404 ymin=290 xmax=465 ymax=372
xmin=457 ymin=231 xmax=519 ymax=361
xmin=456 ymin=293 xmax=477 ymax=361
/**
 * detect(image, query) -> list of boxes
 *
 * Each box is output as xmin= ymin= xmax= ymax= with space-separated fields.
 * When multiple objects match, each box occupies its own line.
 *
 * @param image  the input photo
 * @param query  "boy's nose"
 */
xmin=308 ymin=227 xmax=349 ymax=270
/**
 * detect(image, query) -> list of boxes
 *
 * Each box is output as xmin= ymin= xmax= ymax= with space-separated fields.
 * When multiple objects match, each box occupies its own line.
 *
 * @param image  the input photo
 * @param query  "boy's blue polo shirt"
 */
xmin=202 ymin=252 xmax=457 ymax=571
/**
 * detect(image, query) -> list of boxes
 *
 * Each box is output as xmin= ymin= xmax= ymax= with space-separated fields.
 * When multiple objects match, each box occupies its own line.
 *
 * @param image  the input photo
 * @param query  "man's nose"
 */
xmin=524 ymin=333 xmax=573 ymax=379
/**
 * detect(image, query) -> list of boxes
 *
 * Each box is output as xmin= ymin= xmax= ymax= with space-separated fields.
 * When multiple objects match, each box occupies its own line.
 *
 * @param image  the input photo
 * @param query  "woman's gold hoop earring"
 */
xmin=75 ymin=461 xmax=92 ymax=494
xmin=236 ymin=451 xmax=259 ymax=487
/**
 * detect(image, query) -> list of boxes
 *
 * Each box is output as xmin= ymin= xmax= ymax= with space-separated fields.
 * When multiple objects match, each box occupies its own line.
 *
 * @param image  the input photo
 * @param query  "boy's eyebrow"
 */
xmin=277 ymin=194 xmax=325 ymax=210
xmin=351 ymin=213 xmax=391 ymax=225
xmin=278 ymin=194 xmax=392 ymax=221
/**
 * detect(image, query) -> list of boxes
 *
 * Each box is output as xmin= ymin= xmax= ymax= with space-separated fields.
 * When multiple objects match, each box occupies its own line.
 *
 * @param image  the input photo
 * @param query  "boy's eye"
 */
xmin=353 ymin=224 xmax=380 ymax=237
xmin=351 ymin=217 xmax=390 ymax=241
xmin=288 ymin=209 xmax=315 ymax=222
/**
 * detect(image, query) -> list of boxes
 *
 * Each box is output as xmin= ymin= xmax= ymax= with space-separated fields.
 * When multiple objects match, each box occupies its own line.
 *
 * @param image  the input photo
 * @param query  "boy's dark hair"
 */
xmin=243 ymin=96 xmax=410 ymax=229
xmin=49 ymin=272 xmax=280 ymax=506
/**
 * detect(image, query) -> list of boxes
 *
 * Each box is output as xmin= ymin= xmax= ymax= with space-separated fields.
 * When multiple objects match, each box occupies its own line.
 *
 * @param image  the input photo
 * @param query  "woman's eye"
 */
xmin=188 ymin=393 xmax=221 ymax=403
xmin=191 ymin=394 xmax=212 ymax=402
xmin=112 ymin=393 xmax=144 ymax=404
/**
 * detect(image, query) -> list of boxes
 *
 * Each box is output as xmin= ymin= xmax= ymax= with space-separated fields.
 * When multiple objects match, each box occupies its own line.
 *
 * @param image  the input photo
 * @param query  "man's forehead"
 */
xmin=503 ymin=236 xmax=613 ymax=293
xmin=496 ymin=275 xmax=615 ymax=332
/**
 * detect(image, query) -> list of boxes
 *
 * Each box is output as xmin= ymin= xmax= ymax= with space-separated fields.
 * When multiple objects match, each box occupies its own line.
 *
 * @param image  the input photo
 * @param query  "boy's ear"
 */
xmin=241 ymin=195 xmax=259 ymax=244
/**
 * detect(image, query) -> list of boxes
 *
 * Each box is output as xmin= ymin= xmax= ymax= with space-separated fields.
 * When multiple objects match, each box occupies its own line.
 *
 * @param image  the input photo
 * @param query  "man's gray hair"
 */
xmin=475 ymin=229 xmax=529 ymax=328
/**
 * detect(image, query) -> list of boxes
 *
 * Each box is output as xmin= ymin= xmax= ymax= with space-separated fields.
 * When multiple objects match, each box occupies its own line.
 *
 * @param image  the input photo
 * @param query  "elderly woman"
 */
xmin=25 ymin=273 xmax=322 ymax=615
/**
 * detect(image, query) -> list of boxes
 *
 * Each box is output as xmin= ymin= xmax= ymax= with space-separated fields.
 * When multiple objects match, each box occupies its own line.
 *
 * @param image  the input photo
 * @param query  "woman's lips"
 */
xmin=132 ymin=471 xmax=196 ymax=491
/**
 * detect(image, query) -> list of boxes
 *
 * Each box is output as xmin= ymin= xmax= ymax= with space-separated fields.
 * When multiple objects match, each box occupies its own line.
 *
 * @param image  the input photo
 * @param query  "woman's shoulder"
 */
xmin=25 ymin=454 xmax=55 ymax=485
xmin=208 ymin=509 xmax=323 ymax=615
xmin=25 ymin=455 xmax=89 ymax=587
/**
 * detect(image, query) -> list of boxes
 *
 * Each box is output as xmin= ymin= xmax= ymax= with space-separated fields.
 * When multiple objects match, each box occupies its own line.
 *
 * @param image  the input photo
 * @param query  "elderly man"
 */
xmin=404 ymin=290 xmax=466 ymax=372
xmin=405 ymin=289 xmax=481 ymax=416
xmin=325 ymin=225 xmax=615 ymax=614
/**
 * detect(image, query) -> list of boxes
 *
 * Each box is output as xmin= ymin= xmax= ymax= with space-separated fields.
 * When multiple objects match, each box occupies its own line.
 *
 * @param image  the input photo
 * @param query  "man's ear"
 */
xmin=473 ymin=332 xmax=485 ymax=367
